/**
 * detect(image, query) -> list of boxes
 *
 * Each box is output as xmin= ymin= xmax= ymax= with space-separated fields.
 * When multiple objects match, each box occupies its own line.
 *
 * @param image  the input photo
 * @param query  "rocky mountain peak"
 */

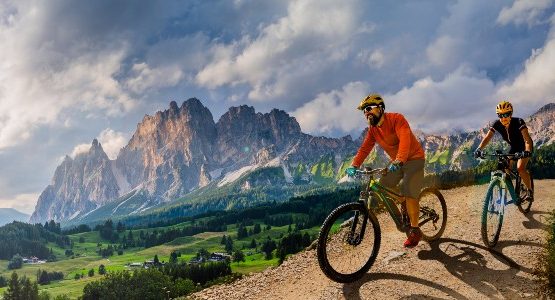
xmin=88 ymin=139 xmax=108 ymax=160
xmin=535 ymin=102 xmax=555 ymax=114
xmin=525 ymin=102 xmax=555 ymax=147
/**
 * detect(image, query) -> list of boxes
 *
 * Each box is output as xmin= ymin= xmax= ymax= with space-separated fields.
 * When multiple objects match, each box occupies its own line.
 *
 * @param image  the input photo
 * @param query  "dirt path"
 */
xmin=191 ymin=180 xmax=554 ymax=299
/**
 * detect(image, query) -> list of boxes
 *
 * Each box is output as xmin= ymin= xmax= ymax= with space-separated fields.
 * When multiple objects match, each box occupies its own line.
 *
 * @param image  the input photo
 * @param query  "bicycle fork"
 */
xmin=346 ymin=203 xmax=368 ymax=246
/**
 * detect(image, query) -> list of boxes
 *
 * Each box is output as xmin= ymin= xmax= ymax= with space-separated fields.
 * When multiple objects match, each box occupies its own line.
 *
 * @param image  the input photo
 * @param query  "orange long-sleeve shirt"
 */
xmin=352 ymin=112 xmax=425 ymax=167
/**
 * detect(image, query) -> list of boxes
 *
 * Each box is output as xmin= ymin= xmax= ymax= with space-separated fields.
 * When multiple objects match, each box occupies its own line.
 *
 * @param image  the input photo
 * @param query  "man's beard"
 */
xmin=367 ymin=112 xmax=382 ymax=126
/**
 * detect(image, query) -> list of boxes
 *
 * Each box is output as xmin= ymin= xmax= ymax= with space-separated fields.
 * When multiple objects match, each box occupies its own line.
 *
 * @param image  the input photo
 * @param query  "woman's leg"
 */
xmin=517 ymin=157 xmax=532 ymax=191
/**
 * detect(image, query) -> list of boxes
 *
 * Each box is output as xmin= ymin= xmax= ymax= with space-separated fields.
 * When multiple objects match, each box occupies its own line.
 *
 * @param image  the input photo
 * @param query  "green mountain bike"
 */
xmin=317 ymin=165 xmax=447 ymax=283
xmin=479 ymin=151 xmax=534 ymax=248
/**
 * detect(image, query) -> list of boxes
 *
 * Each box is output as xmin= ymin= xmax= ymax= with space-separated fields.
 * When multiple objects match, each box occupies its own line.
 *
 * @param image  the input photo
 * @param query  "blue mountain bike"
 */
xmin=479 ymin=151 xmax=534 ymax=248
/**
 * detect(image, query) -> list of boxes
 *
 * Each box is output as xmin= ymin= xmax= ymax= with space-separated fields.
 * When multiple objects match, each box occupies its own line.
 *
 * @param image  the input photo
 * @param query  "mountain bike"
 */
xmin=316 ymin=165 xmax=447 ymax=283
xmin=479 ymin=151 xmax=534 ymax=248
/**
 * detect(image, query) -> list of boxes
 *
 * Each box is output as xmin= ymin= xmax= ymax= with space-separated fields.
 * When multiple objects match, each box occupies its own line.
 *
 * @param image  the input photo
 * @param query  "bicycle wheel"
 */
xmin=515 ymin=172 xmax=534 ymax=214
xmin=417 ymin=188 xmax=447 ymax=241
xmin=481 ymin=179 xmax=504 ymax=247
xmin=317 ymin=202 xmax=381 ymax=283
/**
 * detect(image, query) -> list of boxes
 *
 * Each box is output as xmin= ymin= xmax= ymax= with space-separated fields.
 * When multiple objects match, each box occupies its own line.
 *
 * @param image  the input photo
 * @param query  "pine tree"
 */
xmin=169 ymin=251 xmax=178 ymax=264
xmin=225 ymin=237 xmax=234 ymax=254
xmin=253 ymin=223 xmax=261 ymax=234
xmin=232 ymin=250 xmax=245 ymax=262
xmin=3 ymin=272 xmax=21 ymax=300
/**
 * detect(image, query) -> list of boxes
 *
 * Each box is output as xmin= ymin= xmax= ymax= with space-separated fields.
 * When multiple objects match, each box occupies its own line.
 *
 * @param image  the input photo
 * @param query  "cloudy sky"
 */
xmin=1 ymin=0 xmax=554 ymax=214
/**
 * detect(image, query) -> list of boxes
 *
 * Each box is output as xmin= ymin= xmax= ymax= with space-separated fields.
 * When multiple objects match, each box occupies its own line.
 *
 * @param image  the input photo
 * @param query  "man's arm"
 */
xmin=394 ymin=115 xmax=412 ymax=163
xmin=352 ymin=130 xmax=376 ymax=167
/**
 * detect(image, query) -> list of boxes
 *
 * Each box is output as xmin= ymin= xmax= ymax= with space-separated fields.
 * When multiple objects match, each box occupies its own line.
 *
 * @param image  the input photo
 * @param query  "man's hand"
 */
xmin=388 ymin=160 xmax=403 ymax=172
xmin=345 ymin=166 xmax=357 ymax=177
xmin=473 ymin=148 xmax=483 ymax=159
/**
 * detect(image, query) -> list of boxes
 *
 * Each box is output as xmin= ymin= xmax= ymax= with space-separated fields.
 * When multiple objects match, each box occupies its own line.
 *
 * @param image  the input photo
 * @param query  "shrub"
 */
xmin=7 ymin=254 xmax=23 ymax=270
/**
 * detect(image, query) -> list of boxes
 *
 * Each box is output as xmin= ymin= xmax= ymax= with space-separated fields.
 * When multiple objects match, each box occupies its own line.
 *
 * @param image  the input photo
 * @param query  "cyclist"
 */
xmin=474 ymin=101 xmax=534 ymax=200
xmin=345 ymin=94 xmax=426 ymax=248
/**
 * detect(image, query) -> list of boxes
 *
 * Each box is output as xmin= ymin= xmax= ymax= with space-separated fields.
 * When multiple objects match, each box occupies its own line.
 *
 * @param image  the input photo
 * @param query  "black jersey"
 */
xmin=489 ymin=117 xmax=527 ymax=153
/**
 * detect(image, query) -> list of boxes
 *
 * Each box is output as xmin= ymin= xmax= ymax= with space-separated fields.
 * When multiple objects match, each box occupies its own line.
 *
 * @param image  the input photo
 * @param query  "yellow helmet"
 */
xmin=495 ymin=101 xmax=513 ymax=114
xmin=357 ymin=93 xmax=385 ymax=110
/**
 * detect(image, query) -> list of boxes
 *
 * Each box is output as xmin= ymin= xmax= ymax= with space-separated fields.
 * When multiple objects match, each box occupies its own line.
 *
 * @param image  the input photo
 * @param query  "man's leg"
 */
xmin=405 ymin=197 xmax=420 ymax=227
xmin=401 ymin=159 xmax=425 ymax=247
xmin=402 ymin=160 xmax=425 ymax=227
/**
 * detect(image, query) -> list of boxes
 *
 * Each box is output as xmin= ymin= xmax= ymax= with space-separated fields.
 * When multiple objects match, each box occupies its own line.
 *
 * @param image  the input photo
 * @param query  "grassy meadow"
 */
xmin=0 ymin=220 xmax=319 ymax=299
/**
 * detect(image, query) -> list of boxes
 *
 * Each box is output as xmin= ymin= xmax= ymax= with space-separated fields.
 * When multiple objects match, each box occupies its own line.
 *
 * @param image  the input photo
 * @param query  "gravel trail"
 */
xmin=191 ymin=180 xmax=554 ymax=299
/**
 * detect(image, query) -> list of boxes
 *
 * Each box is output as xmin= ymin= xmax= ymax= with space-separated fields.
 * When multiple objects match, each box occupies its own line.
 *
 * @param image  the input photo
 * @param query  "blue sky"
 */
xmin=1 ymin=0 xmax=554 ymax=213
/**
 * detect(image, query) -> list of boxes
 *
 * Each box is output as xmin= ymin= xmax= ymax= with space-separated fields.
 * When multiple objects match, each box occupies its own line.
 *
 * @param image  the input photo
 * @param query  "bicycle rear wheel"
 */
xmin=515 ymin=172 xmax=534 ymax=214
xmin=317 ymin=202 xmax=381 ymax=283
xmin=481 ymin=179 xmax=504 ymax=247
xmin=417 ymin=188 xmax=447 ymax=241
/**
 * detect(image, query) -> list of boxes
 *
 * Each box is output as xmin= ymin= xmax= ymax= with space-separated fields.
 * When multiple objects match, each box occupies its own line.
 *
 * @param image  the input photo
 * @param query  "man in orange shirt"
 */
xmin=345 ymin=94 xmax=426 ymax=248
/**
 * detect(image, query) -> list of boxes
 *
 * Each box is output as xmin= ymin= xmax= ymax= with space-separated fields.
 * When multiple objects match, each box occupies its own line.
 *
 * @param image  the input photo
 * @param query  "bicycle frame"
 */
xmin=490 ymin=170 xmax=518 ymax=208
xmin=487 ymin=152 xmax=521 ymax=209
xmin=357 ymin=169 xmax=408 ymax=232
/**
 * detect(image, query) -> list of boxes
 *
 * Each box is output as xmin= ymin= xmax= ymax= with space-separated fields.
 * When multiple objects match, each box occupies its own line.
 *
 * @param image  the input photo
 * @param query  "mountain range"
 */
xmin=30 ymin=99 xmax=555 ymax=225
xmin=0 ymin=208 xmax=29 ymax=226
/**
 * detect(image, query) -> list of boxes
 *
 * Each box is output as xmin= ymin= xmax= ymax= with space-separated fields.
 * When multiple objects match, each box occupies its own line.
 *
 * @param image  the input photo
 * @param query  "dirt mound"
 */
xmin=191 ymin=181 xmax=554 ymax=299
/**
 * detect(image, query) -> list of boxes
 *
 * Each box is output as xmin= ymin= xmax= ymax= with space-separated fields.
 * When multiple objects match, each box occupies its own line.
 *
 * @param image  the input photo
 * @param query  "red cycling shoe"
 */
xmin=404 ymin=227 xmax=422 ymax=248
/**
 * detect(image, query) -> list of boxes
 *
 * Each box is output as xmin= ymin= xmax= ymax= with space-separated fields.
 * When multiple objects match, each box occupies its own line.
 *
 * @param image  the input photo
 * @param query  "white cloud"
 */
xmin=0 ymin=3 xmax=137 ymax=150
xmin=426 ymin=35 xmax=464 ymax=68
xmin=70 ymin=143 xmax=90 ymax=159
xmin=387 ymin=66 xmax=496 ymax=133
xmin=496 ymin=36 xmax=555 ymax=112
xmin=497 ymin=0 xmax=553 ymax=26
xmin=0 ymin=193 xmax=40 ymax=215
xmin=196 ymin=0 xmax=361 ymax=101
xmin=125 ymin=62 xmax=184 ymax=94
xmin=291 ymin=81 xmax=369 ymax=137
xmin=98 ymin=129 xmax=127 ymax=160
xmin=69 ymin=129 xmax=127 ymax=160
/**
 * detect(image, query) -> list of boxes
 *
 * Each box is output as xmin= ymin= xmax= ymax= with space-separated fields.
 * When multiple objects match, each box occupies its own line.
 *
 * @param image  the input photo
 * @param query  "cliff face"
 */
xmin=30 ymin=139 xmax=119 ymax=222
xmin=115 ymin=99 xmax=217 ymax=199
xmin=30 ymin=100 xmax=555 ymax=224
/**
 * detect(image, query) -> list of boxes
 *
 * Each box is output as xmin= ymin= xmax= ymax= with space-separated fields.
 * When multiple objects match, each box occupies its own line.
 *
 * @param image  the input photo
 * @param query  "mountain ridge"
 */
xmin=30 ymin=100 xmax=555 ymax=225
xmin=0 ymin=208 xmax=30 ymax=226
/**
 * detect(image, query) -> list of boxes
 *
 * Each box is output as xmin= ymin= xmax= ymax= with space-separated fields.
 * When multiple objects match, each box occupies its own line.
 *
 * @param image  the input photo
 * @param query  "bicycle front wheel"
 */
xmin=317 ymin=202 xmax=381 ymax=283
xmin=516 ymin=172 xmax=534 ymax=214
xmin=417 ymin=188 xmax=447 ymax=241
xmin=481 ymin=179 xmax=504 ymax=247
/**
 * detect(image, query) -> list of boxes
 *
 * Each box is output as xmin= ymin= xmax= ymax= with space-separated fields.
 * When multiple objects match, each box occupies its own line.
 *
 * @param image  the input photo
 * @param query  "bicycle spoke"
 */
xmin=417 ymin=189 xmax=447 ymax=241
xmin=325 ymin=209 xmax=376 ymax=275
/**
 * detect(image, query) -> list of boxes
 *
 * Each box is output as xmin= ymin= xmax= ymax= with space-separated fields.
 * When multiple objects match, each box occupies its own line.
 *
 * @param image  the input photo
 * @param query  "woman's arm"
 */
xmin=521 ymin=128 xmax=534 ymax=152
xmin=478 ymin=129 xmax=495 ymax=150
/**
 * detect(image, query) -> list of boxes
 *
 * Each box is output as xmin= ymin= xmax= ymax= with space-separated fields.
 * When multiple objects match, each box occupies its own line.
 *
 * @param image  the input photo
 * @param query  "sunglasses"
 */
xmin=363 ymin=105 xmax=379 ymax=113
xmin=497 ymin=112 xmax=511 ymax=118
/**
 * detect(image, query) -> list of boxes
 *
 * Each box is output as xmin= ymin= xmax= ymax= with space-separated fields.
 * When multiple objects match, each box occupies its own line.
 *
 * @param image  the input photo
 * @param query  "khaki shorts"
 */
xmin=379 ymin=159 xmax=424 ymax=199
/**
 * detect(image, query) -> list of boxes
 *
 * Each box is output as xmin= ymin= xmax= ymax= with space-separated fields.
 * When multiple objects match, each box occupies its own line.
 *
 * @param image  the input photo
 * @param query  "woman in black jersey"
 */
xmin=474 ymin=101 xmax=534 ymax=200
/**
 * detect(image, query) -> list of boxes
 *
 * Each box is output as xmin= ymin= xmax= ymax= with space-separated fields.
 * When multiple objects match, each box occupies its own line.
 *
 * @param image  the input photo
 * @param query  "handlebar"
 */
xmin=479 ymin=152 xmax=518 ymax=160
xmin=355 ymin=167 xmax=388 ymax=176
